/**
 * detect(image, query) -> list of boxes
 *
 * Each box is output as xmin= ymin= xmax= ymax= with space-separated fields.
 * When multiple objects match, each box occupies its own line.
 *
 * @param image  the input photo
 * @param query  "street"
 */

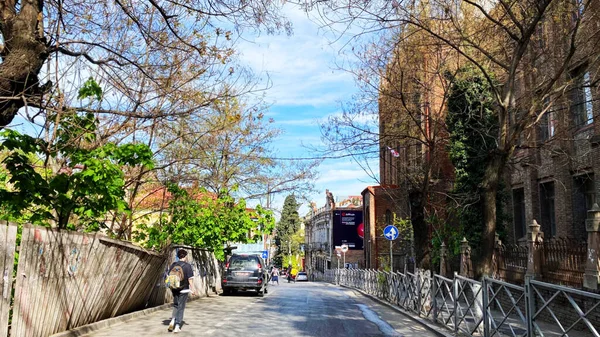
xmin=81 ymin=281 xmax=439 ymax=337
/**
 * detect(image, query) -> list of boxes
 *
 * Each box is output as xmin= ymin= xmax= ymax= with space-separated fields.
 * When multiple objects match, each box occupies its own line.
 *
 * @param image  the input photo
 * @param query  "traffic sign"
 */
xmin=383 ymin=225 xmax=399 ymax=241
xmin=341 ymin=244 xmax=348 ymax=253
xmin=261 ymin=250 xmax=268 ymax=259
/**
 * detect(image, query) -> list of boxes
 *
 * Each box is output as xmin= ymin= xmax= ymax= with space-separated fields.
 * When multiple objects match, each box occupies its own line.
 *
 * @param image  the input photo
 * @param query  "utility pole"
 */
xmin=264 ymin=184 xmax=270 ymax=252
xmin=288 ymin=240 xmax=292 ymax=265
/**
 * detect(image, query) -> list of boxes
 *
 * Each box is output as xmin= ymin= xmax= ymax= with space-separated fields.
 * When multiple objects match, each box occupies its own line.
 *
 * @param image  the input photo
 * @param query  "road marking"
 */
xmin=215 ymin=322 xmax=225 ymax=327
xmin=206 ymin=329 xmax=215 ymax=334
xmin=356 ymin=304 xmax=403 ymax=337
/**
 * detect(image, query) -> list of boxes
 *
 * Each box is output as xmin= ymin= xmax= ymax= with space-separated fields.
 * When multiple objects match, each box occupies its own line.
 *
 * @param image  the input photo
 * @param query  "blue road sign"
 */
xmin=383 ymin=225 xmax=399 ymax=241
xmin=262 ymin=250 xmax=268 ymax=259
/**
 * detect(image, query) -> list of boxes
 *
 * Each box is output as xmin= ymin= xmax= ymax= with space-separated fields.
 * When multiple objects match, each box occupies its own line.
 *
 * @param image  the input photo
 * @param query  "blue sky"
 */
xmin=4 ymin=5 xmax=380 ymax=218
xmin=237 ymin=6 xmax=379 ymax=215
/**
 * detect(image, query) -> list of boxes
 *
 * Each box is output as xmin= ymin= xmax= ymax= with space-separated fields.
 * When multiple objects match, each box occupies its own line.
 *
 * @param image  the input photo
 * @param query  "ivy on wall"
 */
xmin=445 ymin=67 xmax=507 ymax=259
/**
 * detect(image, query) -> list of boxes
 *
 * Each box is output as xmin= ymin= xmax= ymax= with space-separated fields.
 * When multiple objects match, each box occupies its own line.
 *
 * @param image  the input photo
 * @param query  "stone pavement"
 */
xmin=54 ymin=283 xmax=444 ymax=337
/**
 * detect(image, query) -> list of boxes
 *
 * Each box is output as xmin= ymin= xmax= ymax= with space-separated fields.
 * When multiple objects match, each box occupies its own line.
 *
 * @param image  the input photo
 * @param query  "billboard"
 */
xmin=332 ymin=210 xmax=364 ymax=250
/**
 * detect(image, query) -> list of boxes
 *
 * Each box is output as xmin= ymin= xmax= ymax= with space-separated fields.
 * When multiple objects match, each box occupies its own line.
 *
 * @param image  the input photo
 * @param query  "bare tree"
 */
xmin=318 ymin=24 xmax=456 ymax=269
xmin=305 ymin=0 xmax=600 ymax=275
xmin=0 ymin=0 xmax=291 ymax=128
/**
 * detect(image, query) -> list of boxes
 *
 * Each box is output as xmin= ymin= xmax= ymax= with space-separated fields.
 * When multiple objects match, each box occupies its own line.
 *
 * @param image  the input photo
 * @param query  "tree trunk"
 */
xmin=0 ymin=1 xmax=48 ymax=127
xmin=477 ymin=151 xmax=507 ymax=277
xmin=409 ymin=190 xmax=430 ymax=270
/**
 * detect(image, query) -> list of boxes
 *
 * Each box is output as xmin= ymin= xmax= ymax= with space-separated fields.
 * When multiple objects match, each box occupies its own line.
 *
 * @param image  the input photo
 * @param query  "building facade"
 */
xmin=304 ymin=192 xmax=364 ymax=278
xmin=362 ymin=185 xmax=412 ymax=271
xmin=374 ymin=1 xmax=600 ymax=273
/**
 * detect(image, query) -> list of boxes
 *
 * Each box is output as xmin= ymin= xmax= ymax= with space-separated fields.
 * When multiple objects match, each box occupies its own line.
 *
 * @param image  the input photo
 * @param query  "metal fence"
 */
xmin=495 ymin=243 xmax=527 ymax=284
xmin=326 ymin=268 xmax=600 ymax=337
xmin=538 ymin=237 xmax=587 ymax=287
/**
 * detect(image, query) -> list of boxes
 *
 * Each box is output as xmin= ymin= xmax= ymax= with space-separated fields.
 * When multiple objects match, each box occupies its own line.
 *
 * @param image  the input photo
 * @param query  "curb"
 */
xmin=339 ymin=285 xmax=455 ymax=337
xmin=50 ymin=295 xmax=210 ymax=337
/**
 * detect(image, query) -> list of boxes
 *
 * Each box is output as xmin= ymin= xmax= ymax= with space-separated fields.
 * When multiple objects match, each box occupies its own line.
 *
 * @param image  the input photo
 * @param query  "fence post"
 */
xmin=525 ymin=220 xmax=543 ymax=280
xmin=525 ymin=277 xmax=535 ymax=337
xmin=460 ymin=237 xmax=472 ymax=277
xmin=431 ymin=272 xmax=438 ymax=322
xmin=584 ymin=203 xmax=600 ymax=290
xmin=493 ymin=233 xmax=502 ymax=279
xmin=416 ymin=270 xmax=422 ymax=315
xmin=440 ymin=242 xmax=448 ymax=277
xmin=453 ymin=272 xmax=459 ymax=334
xmin=482 ymin=277 xmax=489 ymax=337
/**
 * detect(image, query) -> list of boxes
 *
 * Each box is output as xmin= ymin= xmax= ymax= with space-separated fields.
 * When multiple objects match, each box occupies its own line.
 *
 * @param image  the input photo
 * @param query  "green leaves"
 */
xmin=274 ymin=195 xmax=301 ymax=262
xmin=136 ymin=184 xmax=274 ymax=260
xmin=446 ymin=67 xmax=503 ymax=256
xmin=78 ymin=77 xmax=103 ymax=101
xmin=0 ymin=115 xmax=154 ymax=229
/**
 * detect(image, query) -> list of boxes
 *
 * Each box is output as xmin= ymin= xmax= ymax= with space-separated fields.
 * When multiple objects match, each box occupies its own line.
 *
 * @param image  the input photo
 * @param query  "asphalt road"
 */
xmin=81 ymin=281 xmax=439 ymax=337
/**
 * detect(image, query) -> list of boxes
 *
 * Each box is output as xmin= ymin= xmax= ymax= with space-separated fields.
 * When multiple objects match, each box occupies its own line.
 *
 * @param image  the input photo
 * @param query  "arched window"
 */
xmin=385 ymin=210 xmax=392 ymax=226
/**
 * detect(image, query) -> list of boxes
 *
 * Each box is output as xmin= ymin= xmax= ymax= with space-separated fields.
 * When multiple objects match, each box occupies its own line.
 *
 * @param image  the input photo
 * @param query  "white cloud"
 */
xmin=237 ymin=5 xmax=381 ymax=217
xmin=274 ymin=118 xmax=320 ymax=127
xmin=316 ymin=168 xmax=370 ymax=184
xmin=238 ymin=6 xmax=357 ymax=108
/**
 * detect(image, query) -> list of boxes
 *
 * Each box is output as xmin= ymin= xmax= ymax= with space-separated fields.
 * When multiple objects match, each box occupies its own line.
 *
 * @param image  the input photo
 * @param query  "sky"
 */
xmin=4 ymin=4 xmax=380 ymax=219
xmin=237 ymin=6 xmax=379 ymax=216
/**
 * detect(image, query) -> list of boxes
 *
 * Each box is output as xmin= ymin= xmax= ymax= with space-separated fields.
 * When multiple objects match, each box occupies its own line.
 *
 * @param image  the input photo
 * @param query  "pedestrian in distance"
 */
xmin=271 ymin=267 xmax=279 ymax=285
xmin=166 ymin=249 xmax=195 ymax=333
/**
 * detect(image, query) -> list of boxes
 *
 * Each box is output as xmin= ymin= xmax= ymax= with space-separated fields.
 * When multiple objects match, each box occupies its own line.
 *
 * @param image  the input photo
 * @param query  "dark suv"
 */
xmin=222 ymin=254 xmax=269 ymax=296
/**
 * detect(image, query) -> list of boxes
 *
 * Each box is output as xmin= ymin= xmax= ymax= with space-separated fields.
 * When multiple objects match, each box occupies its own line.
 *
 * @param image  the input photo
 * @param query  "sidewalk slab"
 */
xmin=49 ymin=296 xmax=210 ymax=337
xmin=338 ymin=284 xmax=454 ymax=337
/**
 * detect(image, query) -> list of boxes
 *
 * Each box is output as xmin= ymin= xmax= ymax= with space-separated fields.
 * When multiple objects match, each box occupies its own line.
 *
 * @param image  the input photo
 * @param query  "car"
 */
xmin=221 ymin=254 xmax=269 ymax=296
xmin=295 ymin=271 xmax=308 ymax=282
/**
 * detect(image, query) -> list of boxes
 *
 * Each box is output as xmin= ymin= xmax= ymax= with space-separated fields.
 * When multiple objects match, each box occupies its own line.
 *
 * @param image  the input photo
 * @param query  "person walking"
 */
xmin=168 ymin=249 xmax=195 ymax=333
xmin=271 ymin=267 xmax=279 ymax=285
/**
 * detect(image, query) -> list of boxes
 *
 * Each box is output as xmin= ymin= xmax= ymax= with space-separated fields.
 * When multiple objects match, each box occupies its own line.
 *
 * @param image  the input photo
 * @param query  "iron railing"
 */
xmin=325 ymin=268 xmax=600 ymax=337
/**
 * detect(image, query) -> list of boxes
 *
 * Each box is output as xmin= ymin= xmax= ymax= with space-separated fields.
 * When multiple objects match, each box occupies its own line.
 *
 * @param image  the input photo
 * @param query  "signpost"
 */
xmin=334 ymin=246 xmax=343 ymax=285
xmin=383 ymin=225 xmax=399 ymax=273
xmin=335 ymin=246 xmax=342 ymax=268
xmin=341 ymin=244 xmax=348 ymax=268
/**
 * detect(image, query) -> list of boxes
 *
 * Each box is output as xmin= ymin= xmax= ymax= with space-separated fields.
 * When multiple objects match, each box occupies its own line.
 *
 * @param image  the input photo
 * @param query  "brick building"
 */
xmin=374 ymin=1 xmax=600 ymax=272
xmin=361 ymin=185 xmax=412 ymax=270
xmin=373 ymin=21 xmax=457 ymax=271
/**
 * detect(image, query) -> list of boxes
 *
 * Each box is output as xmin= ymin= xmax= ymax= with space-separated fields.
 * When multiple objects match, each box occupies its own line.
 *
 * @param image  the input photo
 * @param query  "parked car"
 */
xmin=221 ymin=254 xmax=269 ymax=296
xmin=296 ymin=271 xmax=308 ymax=282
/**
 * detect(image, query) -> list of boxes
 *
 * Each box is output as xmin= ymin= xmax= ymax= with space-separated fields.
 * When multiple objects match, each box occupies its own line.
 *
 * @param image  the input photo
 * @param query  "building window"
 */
xmin=539 ymin=99 xmax=555 ymax=142
xmin=573 ymin=174 xmax=595 ymax=240
xmin=510 ymin=109 xmax=525 ymax=147
xmin=385 ymin=210 xmax=392 ymax=226
xmin=539 ymin=181 xmax=556 ymax=237
xmin=570 ymin=67 xmax=594 ymax=128
xmin=512 ymin=188 xmax=526 ymax=240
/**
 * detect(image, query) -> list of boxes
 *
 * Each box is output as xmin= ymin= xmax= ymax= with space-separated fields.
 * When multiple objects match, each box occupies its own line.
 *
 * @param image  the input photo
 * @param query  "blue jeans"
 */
xmin=172 ymin=291 xmax=189 ymax=325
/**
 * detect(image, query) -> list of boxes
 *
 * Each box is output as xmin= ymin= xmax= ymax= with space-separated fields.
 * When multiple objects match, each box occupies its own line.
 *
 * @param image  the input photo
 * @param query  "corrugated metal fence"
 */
xmin=0 ymin=221 xmax=221 ymax=337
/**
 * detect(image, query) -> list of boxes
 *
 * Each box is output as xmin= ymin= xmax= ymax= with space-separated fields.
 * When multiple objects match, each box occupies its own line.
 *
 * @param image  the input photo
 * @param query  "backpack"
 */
xmin=165 ymin=263 xmax=185 ymax=290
